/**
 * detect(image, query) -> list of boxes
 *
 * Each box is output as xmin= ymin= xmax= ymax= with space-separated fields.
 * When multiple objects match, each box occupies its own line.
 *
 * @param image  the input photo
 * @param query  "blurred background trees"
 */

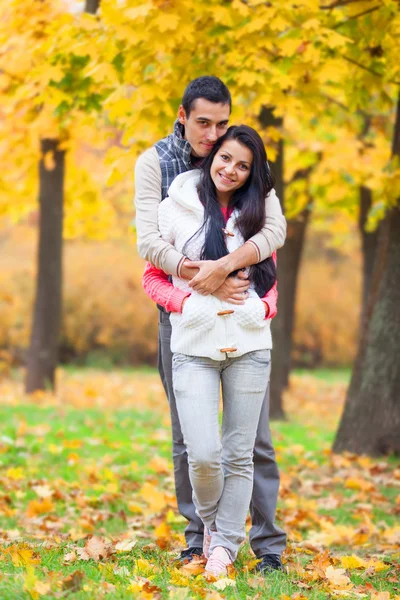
xmin=0 ymin=0 xmax=399 ymax=454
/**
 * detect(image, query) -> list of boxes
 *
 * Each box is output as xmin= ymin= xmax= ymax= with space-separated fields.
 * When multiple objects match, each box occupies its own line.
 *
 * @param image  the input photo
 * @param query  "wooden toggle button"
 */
xmin=217 ymin=310 xmax=235 ymax=316
xmin=222 ymin=228 xmax=234 ymax=237
xmin=220 ymin=347 xmax=237 ymax=353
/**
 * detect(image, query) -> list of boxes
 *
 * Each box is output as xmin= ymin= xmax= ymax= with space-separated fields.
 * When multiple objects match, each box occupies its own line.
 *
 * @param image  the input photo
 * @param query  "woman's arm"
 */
xmin=142 ymin=262 xmax=191 ymax=313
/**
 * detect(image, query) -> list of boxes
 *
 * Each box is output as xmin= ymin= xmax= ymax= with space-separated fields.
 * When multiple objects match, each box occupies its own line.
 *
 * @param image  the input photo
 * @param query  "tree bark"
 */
xmin=85 ymin=0 xmax=100 ymax=13
xmin=358 ymin=185 xmax=379 ymax=329
xmin=26 ymin=140 xmax=65 ymax=393
xmin=334 ymin=94 xmax=400 ymax=456
xmin=259 ymin=107 xmax=311 ymax=419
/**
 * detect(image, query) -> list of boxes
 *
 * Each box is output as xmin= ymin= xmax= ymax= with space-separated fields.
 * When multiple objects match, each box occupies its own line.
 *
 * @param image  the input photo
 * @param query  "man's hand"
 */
xmin=180 ymin=261 xmax=199 ymax=280
xmin=185 ymin=259 xmax=230 ymax=295
xmin=214 ymin=271 xmax=250 ymax=304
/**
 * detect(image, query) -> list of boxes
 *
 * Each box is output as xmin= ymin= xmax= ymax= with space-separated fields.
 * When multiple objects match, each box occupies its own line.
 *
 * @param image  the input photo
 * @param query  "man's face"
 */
xmin=178 ymin=98 xmax=230 ymax=158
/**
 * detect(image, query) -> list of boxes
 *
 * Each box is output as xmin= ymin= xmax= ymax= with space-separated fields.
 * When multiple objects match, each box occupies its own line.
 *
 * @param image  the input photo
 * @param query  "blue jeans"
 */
xmin=172 ymin=349 xmax=271 ymax=559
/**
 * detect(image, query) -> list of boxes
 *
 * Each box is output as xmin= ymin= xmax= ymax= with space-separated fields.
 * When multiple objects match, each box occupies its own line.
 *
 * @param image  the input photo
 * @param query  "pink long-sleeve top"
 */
xmin=143 ymin=204 xmax=278 ymax=317
xmin=142 ymin=252 xmax=278 ymax=318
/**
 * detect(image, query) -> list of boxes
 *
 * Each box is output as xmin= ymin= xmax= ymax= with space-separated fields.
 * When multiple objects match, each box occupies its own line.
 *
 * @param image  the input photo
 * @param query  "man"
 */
xmin=134 ymin=76 xmax=287 ymax=573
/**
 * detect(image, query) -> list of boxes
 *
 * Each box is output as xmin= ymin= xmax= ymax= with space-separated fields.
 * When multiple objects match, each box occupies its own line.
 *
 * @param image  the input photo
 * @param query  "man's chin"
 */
xmin=194 ymin=145 xmax=213 ymax=158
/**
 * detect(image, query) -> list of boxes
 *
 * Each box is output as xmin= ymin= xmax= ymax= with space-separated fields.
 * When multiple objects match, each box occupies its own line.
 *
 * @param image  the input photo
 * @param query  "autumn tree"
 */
xmin=0 ymin=0 xmax=120 ymax=392
xmin=334 ymin=94 xmax=400 ymax=455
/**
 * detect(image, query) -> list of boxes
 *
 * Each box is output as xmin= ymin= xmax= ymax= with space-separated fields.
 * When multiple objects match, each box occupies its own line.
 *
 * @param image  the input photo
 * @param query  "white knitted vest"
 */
xmin=158 ymin=170 xmax=272 ymax=361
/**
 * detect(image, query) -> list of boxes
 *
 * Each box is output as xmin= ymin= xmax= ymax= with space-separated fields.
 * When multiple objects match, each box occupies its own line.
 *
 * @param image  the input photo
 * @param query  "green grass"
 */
xmin=0 ymin=370 xmax=398 ymax=599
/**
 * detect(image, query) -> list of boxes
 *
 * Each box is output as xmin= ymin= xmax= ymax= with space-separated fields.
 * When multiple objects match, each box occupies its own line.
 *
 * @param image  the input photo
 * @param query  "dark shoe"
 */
xmin=255 ymin=553 xmax=283 ymax=573
xmin=176 ymin=547 xmax=203 ymax=563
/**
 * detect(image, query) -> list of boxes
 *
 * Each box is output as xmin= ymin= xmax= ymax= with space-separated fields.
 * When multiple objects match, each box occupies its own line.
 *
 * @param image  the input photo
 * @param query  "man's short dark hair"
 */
xmin=182 ymin=76 xmax=232 ymax=117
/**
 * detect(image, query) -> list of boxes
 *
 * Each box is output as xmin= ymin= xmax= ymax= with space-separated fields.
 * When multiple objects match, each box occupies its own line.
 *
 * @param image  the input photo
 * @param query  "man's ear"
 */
xmin=178 ymin=105 xmax=186 ymax=125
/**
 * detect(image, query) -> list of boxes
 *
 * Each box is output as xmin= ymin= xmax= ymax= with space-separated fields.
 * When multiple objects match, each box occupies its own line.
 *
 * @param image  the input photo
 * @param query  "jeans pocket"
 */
xmin=246 ymin=349 xmax=271 ymax=366
xmin=172 ymin=353 xmax=197 ymax=372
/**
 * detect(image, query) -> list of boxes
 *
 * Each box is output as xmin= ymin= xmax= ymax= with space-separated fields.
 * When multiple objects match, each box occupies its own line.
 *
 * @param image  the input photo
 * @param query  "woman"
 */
xmin=143 ymin=126 xmax=277 ymax=576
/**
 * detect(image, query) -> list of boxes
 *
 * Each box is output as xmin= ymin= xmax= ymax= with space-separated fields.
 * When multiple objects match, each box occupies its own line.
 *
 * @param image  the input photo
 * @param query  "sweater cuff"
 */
xmin=262 ymin=300 xmax=270 ymax=319
xmin=177 ymin=255 xmax=187 ymax=278
xmin=245 ymin=240 xmax=261 ymax=263
xmin=164 ymin=250 xmax=185 ymax=277
xmin=168 ymin=289 xmax=191 ymax=313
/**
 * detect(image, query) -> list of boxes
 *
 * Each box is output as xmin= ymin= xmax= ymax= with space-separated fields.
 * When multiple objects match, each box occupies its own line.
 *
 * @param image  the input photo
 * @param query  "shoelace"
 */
xmin=206 ymin=549 xmax=231 ymax=574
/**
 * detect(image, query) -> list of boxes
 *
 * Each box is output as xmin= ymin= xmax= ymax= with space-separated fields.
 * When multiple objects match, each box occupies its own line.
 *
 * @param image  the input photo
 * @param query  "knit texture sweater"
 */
xmin=158 ymin=170 xmax=273 ymax=361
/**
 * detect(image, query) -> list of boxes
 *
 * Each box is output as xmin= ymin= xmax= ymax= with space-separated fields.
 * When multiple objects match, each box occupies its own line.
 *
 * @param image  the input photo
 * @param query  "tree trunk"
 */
xmin=259 ymin=107 xmax=311 ymax=419
xmin=26 ymin=140 xmax=65 ymax=393
xmin=85 ymin=0 xmax=100 ymax=13
xmin=358 ymin=185 xmax=379 ymax=329
xmin=334 ymin=94 xmax=400 ymax=456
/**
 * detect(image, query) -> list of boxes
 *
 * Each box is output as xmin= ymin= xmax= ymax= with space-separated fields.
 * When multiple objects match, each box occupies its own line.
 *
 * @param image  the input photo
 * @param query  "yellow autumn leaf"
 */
xmin=9 ymin=545 xmax=40 ymax=567
xmin=367 ymin=559 xmax=389 ymax=572
xmin=139 ymin=482 xmax=168 ymax=513
xmin=134 ymin=558 xmax=159 ymax=577
xmin=340 ymin=555 xmax=367 ymax=569
xmin=345 ymin=477 xmax=374 ymax=491
xmin=152 ymin=14 xmax=180 ymax=33
xmin=6 ymin=467 xmax=24 ymax=480
xmin=26 ymin=498 xmax=55 ymax=518
xmin=154 ymin=520 xmax=171 ymax=540
xmin=169 ymin=569 xmax=190 ymax=586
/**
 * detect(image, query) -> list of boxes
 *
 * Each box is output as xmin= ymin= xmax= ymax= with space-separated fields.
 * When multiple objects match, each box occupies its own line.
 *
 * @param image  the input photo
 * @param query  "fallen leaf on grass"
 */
xmin=340 ymin=555 xmax=367 ymax=569
xmin=180 ymin=558 xmax=205 ymax=575
xmin=31 ymin=485 xmax=53 ymax=499
xmin=155 ymin=520 xmax=172 ymax=549
xmin=64 ymin=550 xmax=77 ymax=563
xmin=62 ymin=570 xmax=84 ymax=593
xmin=213 ymin=577 xmax=236 ymax=590
xmin=8 ymin=544 xmax=40 ymax=567
xmin=148 ymin=455 xmax=170 ymax=474
xmin=134 ymin=557 xmax=161 ymax=577
xmin=76 ymin=536 xmax=113 ymax=561
xmin=140 ymin=482 xmax=168 ymax=513
xmin=26 ymin=498 xmax=55 ymax=518
xmin=371 ymin=593 xmax=391 ymax=600
xmin=169 ymin=569 xmax=190 ymax=586
xmin=325 ymin=565 xmax=353 ymax=589
xmin=115 ymin=538 xmax=137 ymax=552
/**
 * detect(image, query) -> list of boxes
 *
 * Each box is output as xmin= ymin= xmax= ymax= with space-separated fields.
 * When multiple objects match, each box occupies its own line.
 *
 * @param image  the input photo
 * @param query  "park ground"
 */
xmin=0 ymin=367 xmax=399 ymax=599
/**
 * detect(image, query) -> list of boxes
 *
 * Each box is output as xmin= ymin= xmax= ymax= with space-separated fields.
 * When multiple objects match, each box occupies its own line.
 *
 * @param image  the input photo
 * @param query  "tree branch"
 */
xmin=332 ymin=4 xmax=382 ymax=28
xmin=343 ymin=55 xmax=400 ymax=85
xmin=320 ymin=0 xmax=376 ymax=9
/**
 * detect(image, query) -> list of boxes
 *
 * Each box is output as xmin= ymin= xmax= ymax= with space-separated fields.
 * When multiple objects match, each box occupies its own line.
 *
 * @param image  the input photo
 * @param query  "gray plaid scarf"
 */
xmin=155 ymin=120 xmax=194 ymax=200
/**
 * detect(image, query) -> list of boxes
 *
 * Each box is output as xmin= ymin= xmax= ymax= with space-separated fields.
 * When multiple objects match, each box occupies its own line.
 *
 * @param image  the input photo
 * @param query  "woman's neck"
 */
xmin=216 ymin=190 xmax=232 ymax=208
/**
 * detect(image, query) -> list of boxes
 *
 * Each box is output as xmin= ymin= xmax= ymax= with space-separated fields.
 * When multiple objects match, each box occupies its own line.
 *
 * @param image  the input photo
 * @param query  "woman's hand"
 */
xmin=213 ymin=272 xmax=250 ymax=305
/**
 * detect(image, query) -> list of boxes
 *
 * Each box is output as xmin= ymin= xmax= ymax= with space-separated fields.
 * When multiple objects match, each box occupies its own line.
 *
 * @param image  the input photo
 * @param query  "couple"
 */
xmin=135 ymin=76 xmax=287 ymax=576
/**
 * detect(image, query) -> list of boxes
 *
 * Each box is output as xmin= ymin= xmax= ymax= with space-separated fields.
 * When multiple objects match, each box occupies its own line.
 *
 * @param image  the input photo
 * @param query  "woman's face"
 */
xmin=210 ymin=139 xmax=253 ymax=203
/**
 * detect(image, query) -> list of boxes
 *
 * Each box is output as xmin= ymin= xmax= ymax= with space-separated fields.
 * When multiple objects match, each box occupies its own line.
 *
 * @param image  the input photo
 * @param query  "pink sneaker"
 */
xmin=205 ymin=546 xmax=232 ymax=577
xmin=203 ymin=526 xmax=212 ymax=559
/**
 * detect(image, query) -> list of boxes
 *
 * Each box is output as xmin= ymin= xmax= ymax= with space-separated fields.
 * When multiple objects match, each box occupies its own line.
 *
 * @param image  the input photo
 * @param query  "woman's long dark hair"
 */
xmin=184 ymin=125 xmax=277 ymax=296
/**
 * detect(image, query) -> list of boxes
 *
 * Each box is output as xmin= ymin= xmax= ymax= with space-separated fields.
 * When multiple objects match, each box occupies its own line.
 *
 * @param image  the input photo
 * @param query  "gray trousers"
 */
xmin=158 ymin=311 xmax=287 ymax=557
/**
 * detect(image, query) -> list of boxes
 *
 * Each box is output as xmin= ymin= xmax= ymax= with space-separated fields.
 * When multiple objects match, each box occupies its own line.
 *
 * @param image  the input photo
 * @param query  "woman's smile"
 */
xmin=210 ymin=139 xmax=253 ymax=205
